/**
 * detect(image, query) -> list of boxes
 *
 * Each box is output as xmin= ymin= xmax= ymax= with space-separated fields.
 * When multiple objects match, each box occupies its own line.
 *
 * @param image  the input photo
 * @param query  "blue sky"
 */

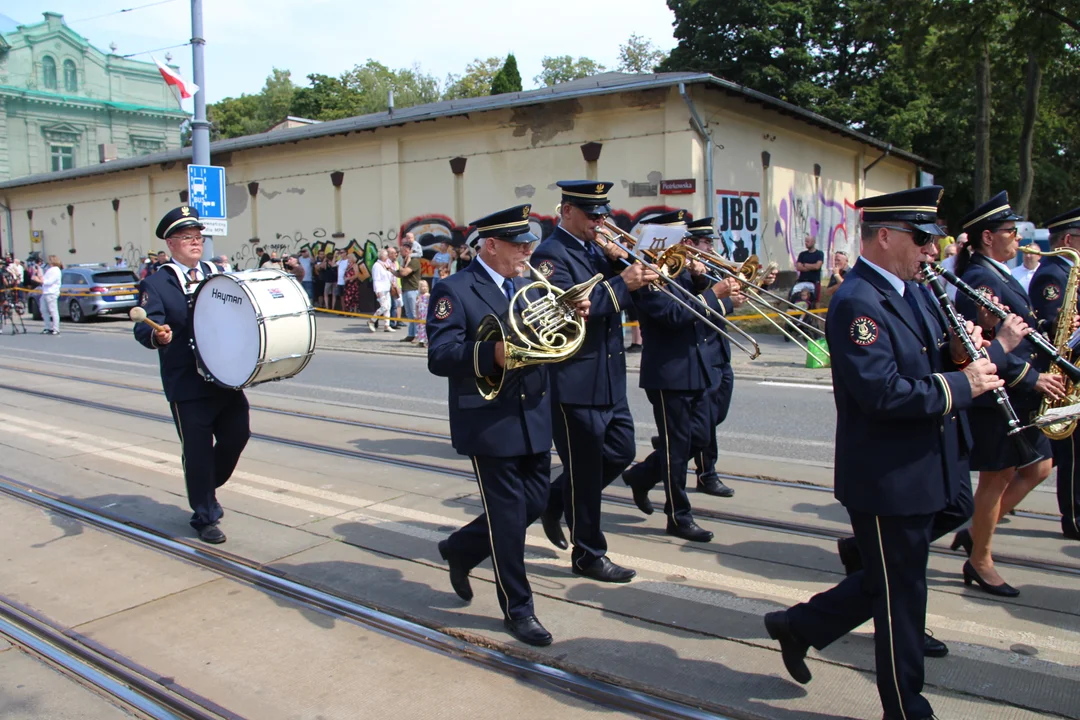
xmin=5 ymin=1 xmax=679 ymax=104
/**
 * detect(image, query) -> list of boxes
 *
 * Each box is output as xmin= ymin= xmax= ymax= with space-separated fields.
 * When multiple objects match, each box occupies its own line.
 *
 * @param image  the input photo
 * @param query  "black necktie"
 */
xmin=904 ymin=282 xmax=931 ymax=344
xmin=585 ymin=240 xmax=601 ymax=265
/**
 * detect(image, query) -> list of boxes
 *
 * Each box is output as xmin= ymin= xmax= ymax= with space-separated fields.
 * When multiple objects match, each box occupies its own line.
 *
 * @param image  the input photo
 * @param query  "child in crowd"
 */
xmin=415 ymin=280 xmax=430 ymax=348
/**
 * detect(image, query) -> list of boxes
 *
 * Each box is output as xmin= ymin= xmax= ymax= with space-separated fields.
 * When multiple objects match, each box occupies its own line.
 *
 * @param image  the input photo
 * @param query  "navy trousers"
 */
xmin=694 ymin=364 xmax=734 ymax=479
xmin=445 ymin=452 xmax=550 ymax=620
xmin=547 ymin=397 xmax=636 ymax=569
xmin=170 ymin=391 xmax=251 ymax=529
xmin=1051 ymin=435 xmax=1080 ymax=537
xmin=625 ymin=389 xmax=711 ymax=525
xmin=788 ymin=483 xmax=972 ymax=719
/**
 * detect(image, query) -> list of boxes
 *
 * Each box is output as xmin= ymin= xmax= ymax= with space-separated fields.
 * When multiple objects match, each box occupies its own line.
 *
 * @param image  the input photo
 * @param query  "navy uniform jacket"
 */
xmin=828 ymin=260 xmax=975 ymax=516
xmin=955 ymin=253 xmax=1041 ymax=398
xmin=1028 ymin=254 xmax=1072 ymax=374
xmin=135 ymin=261 xmax=229 ymax=403
xmin=427 ymin=259 xmax=552 ymax=458
xmin=700 ymin=290 xmax=735 ymax=368
xmin=634 ymin=270 xmax=718 ymax=391
xmin=529 ymin=226 xmax=631 ymax=406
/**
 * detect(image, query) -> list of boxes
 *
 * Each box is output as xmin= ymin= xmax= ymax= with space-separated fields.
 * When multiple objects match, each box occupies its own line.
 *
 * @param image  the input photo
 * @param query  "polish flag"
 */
xmin=154 ymin=57 xmax=199 ymax=100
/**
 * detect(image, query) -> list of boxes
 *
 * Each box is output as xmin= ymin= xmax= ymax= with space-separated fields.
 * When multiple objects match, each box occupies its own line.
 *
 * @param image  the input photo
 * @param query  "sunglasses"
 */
xmin=994 ymin=225 xmax=1019 ymax=238
xmin=867 ymin=224 xmax=936 ymax=247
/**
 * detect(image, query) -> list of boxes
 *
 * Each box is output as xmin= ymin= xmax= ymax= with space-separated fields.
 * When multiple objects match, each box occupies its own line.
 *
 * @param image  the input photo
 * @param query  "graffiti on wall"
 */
xmin=773 ymin=177 xmax=859 ymax=265
xmin=715 ymin=190 xmax=760 ymax=262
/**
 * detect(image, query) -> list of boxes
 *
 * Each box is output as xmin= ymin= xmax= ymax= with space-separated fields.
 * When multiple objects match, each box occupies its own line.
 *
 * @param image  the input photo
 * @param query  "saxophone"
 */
xmin=1019 ymin=245 xmax=1080 ymax=439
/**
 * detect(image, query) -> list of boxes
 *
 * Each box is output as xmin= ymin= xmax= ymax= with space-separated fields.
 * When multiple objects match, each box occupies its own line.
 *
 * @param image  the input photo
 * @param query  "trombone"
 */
xmin=664 ymin=244 xmax=830 ymax=358
xmin=592 ymin=219 xmax=761 ymax=359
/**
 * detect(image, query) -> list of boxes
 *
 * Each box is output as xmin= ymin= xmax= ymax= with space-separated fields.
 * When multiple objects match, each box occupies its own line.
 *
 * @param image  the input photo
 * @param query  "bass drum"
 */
xmin=191 ymin=268 xmax=316 ymax=389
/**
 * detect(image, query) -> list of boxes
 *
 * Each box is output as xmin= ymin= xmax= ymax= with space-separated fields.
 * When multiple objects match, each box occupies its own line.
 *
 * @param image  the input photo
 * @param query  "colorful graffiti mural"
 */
xmin=773 ymin=175 xmax=859 ymax=265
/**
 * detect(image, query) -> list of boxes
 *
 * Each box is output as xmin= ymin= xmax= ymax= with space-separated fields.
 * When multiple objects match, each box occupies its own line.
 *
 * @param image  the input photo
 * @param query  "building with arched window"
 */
xmin=0 ymin=11 xmax=187 ymax=181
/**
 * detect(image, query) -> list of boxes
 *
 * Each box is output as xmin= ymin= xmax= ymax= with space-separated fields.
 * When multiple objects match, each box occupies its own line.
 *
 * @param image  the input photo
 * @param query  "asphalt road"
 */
xmin=0 ymin=317 xmax=838 ymax=467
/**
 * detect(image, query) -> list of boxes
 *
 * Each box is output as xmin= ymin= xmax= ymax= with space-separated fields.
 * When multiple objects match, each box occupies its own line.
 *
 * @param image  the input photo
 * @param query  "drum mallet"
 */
xmin=129 ymin=307 xmax=166 ymax=333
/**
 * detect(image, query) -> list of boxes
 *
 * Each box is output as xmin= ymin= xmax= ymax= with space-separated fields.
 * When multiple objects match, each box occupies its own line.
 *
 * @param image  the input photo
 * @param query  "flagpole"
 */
xmin=190 ymin=0 xmax=214 ymax=258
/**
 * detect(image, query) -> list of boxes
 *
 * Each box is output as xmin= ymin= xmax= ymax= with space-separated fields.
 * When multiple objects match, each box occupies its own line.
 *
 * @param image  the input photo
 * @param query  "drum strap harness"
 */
xmin=164 ymin=260 xmax=219 ymax=299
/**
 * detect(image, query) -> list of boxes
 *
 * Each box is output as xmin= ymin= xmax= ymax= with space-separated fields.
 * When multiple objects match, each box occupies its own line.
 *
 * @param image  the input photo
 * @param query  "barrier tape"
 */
xmin=6 ymin=284 xmax=829 ymax=327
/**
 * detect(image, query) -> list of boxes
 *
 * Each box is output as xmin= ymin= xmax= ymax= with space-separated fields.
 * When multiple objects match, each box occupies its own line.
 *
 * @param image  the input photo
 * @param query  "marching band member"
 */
xmin=765 ymin=186 xmax=1005 ymax=720
xmin=531 ymin=181 xmax=657 ymax=581
xmin=134 ymin=206 xmax=251 ymax=544
xmin=951 ymin=192 xmax=1064 ymax=597
xmin=1026 ymin=206 xmax=1080 ymax=542
xmin=622 ymin=210 xmax=717 ymax=542
xmin=428 ymin=203 xmax=588 ymax=647
xmin=685 ymin=217 xmax=742 ymax=497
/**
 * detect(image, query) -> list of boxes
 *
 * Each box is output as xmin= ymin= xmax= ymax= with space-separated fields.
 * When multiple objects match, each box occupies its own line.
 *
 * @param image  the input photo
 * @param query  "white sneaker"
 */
xmin=367 ymin=322 xmax=376 ymax=332
xmin=384 ymin=326 xmax=396 ymax=332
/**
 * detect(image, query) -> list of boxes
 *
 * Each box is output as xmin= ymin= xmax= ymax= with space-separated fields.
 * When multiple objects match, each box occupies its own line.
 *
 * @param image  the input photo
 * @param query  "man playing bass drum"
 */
xmin=1026 ymin=205 xmax=1080 ymax=542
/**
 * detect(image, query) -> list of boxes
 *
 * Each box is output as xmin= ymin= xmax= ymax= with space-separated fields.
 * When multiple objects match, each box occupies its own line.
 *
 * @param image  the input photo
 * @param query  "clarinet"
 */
xmin=930 ymin=261 xmax=1080 ymax=384
xmin=922 ymin=265 xmax=1040 ymax=468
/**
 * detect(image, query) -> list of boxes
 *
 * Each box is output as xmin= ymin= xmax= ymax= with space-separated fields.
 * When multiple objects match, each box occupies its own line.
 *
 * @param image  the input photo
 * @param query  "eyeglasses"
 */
xmin=994 ymin=226 xmax=1019 ymax=238
xmin=866 ymin=224 xmax=936 ymax=247
xmin=170 ymin=234 xmax=204 ymax=245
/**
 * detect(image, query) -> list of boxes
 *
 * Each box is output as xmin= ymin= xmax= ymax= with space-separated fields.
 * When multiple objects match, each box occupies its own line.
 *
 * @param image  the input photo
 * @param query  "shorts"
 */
xmin=333 ymin=284 xmax=344 ymax=296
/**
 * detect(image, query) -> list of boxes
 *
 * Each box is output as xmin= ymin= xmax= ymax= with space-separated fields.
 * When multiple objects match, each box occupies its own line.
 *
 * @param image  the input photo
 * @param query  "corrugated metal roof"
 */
xmin=0 ymin=71 xmax=933 ymax=191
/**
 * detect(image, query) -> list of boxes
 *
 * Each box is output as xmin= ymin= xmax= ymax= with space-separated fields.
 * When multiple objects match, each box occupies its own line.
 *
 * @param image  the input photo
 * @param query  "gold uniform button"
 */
xmin=520 ymin=394 xmax=526 ymax=400
xmin=921 ymin=347 xmax=927 ymax=354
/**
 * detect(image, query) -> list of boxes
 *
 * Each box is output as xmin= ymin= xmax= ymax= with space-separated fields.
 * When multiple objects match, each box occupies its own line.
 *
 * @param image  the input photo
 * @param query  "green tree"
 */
xmin=259 ymin=67 xmax=297 ymax=124
xmin=490 ymin=53 xmax=523 ymax=95
xmin=290 ymin=73 xmax=361 ymax=120
xmin=534 ymin=55 xmax=607 ymax=86
xmin=444 ymin=57 xmax=504 ymax=99
xmin=617 ymin=34 xmax=668 ymax=73
xmin=208 ymin=93 xmax=265 ymax=139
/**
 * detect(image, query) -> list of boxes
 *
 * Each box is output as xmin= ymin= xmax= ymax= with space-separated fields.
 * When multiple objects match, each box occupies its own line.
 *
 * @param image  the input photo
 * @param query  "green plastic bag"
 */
xmin=805 ymin=338 xmax=830 ymax=369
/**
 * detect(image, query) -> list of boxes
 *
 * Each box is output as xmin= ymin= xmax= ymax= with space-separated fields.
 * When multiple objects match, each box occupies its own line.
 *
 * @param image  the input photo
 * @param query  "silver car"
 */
xmin=29 ymin=265 xmax=140 ymax=323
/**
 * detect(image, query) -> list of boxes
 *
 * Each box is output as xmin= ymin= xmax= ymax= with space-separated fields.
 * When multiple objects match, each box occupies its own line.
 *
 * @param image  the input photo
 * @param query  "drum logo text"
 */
xmin=211 ymin=287 xmax=244 ymax=306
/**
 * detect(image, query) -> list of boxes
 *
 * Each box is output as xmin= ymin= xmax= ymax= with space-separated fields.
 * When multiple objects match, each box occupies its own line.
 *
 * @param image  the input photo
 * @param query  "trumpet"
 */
xmin=665 ymin=244 xmax=830 ymax=357
xmin=592 ymin=221 xmax=761 ymax=359
xmin=474 ymin=263 xmax=602 ymax=400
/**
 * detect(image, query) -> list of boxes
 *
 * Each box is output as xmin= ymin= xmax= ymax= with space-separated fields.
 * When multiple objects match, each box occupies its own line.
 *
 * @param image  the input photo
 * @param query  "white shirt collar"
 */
xmin=983 ymin=254 xmax=1013 ymax=276
xmin=558 ymin=223 xmax=587 ymax=250
xmin=475 ymin=254 xmax=512 ymax=288
xmin=857 ymin=256 xmax=906 ymax=296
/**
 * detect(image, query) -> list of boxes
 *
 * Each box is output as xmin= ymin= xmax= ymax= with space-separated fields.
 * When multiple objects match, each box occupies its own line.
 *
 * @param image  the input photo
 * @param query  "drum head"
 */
xmin=192 ymin=274 xmax=260 ymax=387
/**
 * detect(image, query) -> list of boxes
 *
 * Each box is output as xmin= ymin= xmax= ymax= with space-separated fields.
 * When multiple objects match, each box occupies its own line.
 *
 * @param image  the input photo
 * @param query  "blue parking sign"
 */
xmin=187 ymin=164 xmax=227 ymax=236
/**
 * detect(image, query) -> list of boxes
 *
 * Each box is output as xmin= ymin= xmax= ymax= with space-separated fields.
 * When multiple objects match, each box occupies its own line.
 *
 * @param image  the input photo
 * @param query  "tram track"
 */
xmin=0 ymin=375 xmax=1076 ymax=579
xmin=0 ymin=592 xmax=235 ymax=720
xmin=0 ymin=474 xmax=734 ymax=720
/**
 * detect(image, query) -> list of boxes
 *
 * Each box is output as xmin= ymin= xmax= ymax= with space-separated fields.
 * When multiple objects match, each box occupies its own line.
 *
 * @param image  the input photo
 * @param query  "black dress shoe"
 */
xmin=837 ymin=537 xmax=863 ymax=576
xmin=962 ymin=560 xmax=1019 ymax=598
xmin=623 ymin=467 xmax=654 ymax=515
xmin=666 ymin=519 xmax=713 ymax=543
xmin=438 ymin=540 xmax=473 ymax=602
xmin=541 ymin=508 xmax=568 ymax=550
xmin=650 ymin=435 xmax=661 ymax=451
xmin=764 ymin=611 xmax=811 ymax=684
xmin=950 ymin=528 xmax=973 ymax=557
xmin=572 ymin=556 xmax=636 ymax=583
xmin=1063 ymin=524 xmax=1080 ymax=541
xmin=504 ymin=615 xmax=552 ymax=646
xmin=196 ymin=525 xmax=226 ymax=544
xmin=696 ymin=476 xmax=735 ymax=498
xmin=923 ymin=631 xmax=948 ymax=658
xmin=626 ymin=343 xmax=642 ymax=354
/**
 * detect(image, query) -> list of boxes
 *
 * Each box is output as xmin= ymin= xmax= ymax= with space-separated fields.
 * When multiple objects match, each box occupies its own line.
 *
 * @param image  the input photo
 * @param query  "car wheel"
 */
xmin=69 ymin=300 xmax=85 ymax=323
xmin=29 ymin=297 xmax=41 ymax=321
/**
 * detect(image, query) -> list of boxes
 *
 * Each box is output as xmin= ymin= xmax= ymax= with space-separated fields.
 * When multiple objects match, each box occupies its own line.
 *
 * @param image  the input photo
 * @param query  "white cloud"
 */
xmin=8 ymin=0 xmax=678 ymax=102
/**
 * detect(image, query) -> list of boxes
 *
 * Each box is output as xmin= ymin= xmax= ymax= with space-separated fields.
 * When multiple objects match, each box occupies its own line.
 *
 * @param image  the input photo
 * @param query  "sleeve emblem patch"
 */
xmin=850 ymin=316 xmax=879 ymax=346
xmin=537 ymin=260 xmax=554 ymax=278
xmin=433 ymin=296 xmax=453 ymax=320
xmin=1044 ymin=283 xmax=1061 ymax=301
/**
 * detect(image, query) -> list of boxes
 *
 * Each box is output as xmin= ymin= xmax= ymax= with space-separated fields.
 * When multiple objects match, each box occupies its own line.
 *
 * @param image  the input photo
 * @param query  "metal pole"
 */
xmin=190 ymin=0 xmax=214 ymax=257
xmin=679 ymin=83 xmax=713 ymax=218
xmin=0 ymin=199 xmax=13 ymax=258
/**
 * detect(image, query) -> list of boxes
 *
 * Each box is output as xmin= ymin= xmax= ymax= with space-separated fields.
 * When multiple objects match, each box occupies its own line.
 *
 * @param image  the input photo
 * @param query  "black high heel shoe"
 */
xmin=962 ymin=560 xmax=1019 ymax=598
xmin=950 ymin=528 xmax=973 ymax=557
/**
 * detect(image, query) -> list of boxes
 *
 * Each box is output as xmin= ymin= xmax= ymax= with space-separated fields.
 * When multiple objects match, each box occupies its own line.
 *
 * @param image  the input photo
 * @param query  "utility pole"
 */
xmin=190 ymin=0 xmax=214 ymax=257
